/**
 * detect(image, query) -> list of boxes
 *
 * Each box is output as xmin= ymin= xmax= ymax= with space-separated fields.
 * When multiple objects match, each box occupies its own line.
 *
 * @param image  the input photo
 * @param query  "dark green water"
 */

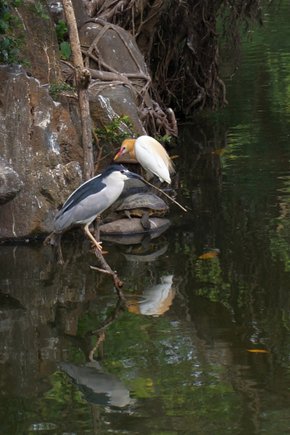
xmin=1 ymin=3 xmax=290 ymax=434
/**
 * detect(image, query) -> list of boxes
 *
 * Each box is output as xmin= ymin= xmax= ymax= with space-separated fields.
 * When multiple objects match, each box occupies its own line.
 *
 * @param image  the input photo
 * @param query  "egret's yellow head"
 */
xmin=114 ymin=139 xmax=136 ymax=160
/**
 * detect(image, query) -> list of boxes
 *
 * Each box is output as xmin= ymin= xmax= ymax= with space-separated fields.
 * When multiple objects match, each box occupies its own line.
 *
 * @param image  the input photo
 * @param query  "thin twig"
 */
xmin=140 ymin=178 xmax=188 ymax=212
xmin=90 ymin=265 xmax=112 ymax=274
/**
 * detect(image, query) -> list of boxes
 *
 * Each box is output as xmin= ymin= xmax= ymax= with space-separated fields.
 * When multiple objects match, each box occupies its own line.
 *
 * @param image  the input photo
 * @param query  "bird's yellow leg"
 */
xmin=84 ymin=224 xmax=103 ymax=252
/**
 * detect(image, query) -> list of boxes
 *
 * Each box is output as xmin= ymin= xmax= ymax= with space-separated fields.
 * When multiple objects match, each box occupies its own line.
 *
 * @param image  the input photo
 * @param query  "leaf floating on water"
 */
xmin=29 ymin=422 xmax=57 ymax=431
xmin=246 ymin=348 xmax=269 ymax=354
xmin=198 ymin=249 xmax=220 ymax=260
xmin=212 ymin=148 xmax=226 ymax=156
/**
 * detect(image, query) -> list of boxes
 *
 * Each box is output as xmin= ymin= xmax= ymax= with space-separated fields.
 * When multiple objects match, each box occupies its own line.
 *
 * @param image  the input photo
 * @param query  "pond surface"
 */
xmin=1 ymin=3 xmax=290 ymax=434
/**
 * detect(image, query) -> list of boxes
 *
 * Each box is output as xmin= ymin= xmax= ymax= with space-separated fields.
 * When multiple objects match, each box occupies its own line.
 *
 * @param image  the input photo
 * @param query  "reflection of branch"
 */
xmin=87 ymin=297 xmax=125 ymax=361
xmin=85 ymin=226 xmax=127 ymax=362
xmin=91 ymin=298 xmax=125 ymax=335
xmin=89 ymin=330 xmax=106 ymax=362
xmin=57 ymin=297 xmax=125 ymax=362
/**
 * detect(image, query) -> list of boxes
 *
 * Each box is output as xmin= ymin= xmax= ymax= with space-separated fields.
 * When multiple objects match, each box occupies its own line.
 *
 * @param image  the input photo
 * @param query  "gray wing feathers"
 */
xmin=54 ymin=191 xmax=110 ymax=232
xmin=54 ymin=175 xmax=125 ymax=233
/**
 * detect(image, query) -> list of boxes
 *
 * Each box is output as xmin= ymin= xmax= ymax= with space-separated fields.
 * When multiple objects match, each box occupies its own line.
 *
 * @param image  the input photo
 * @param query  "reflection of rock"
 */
xmin=0 ymin=289 xmax=35 ymax=396
xmin=0 ymin=244 xmax=100 ymax=395
xmin=128 ymin=275 xmax=175 ymax=316
xmin=60 ymin=361 xmax=131 ymax=408
xmin=123 ymin=243 xmax=168 ymax=262
xmin=0 ymin=293 xmax=26 ymax=347
xmin=0 ymin=293 xmax=25 ymax=311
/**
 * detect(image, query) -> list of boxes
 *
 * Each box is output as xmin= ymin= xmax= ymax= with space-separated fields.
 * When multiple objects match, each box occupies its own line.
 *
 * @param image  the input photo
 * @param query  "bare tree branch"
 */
xmin=62 ymin=0 xmax=94 ymax=180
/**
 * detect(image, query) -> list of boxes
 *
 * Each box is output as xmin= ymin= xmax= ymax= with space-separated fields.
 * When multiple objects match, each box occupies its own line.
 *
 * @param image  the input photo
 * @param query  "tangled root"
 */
xmin=84 ymin=0 xmax=264 ymax=117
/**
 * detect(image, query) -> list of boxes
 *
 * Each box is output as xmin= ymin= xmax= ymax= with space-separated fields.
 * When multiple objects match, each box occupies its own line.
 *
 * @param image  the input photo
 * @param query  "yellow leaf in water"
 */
xmin=198 ymin=250 xmax=220 ymax=260
xmin=247 ymin=349 xmax=269 ymax=353
xmin=212 ymin=148 xmax=226 ymax=156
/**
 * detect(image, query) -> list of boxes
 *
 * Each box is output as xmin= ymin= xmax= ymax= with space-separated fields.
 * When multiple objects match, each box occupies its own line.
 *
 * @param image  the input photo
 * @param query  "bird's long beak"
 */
xmin=114 ymin=146 xmax=126 ymax=161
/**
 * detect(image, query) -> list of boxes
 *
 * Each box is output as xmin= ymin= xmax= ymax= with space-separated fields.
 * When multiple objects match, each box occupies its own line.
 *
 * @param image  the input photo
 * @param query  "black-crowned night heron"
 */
xmin=45 ymin=164 xmax=143 ymax=260
xmin=114 ymin=135 xmax=175 ymax=184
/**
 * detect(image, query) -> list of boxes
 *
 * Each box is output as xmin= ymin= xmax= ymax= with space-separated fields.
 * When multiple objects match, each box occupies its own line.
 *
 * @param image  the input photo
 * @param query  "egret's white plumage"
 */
xmin=128 ymin=275 xmax=175 ymax=316
xmin=114 ymin=135 xmax=174 ymax=184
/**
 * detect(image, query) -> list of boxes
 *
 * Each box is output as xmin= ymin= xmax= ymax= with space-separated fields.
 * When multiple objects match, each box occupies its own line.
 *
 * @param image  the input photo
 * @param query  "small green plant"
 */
xmin=55 ymin=19 xmax=67 ymax=41
xmin=156 ymin=133 xmax=172 ymax=145
xmin=29 ymin=0 xmax=49 ymax=20
xmin=55 ymin=19 xmax=71 ymax=60
xmin=59 ymin=41 xmax=71 ymax=60
xmin=0 ymin=0 xmax=23 ymax=64
xmin=94 ymin=115 xmax=135 ymax=146
xmin=49 ymin=81 xmax=75 ymax=99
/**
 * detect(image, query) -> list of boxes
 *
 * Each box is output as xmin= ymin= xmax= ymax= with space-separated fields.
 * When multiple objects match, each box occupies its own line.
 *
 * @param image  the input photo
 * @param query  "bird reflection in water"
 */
xmin=57 ymin=275 xmax=175 ymax=412
xmin=59 ymin=360 xmax=132 ymax=408
xmin=127 ymin=275 xmax=175 ymax=317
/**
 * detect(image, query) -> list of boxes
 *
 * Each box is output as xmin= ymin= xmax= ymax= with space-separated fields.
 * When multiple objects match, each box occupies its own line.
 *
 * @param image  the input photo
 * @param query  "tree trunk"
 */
xmin=62 ymin=0 xmax=94 ymax=180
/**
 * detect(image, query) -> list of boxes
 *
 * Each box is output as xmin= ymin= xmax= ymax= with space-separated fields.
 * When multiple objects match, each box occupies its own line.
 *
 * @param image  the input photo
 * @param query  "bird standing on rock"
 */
xmin=114 ymin=135 xmax=175 ymax=184
xmin=45 ymin=164 xmax=143 ymax=261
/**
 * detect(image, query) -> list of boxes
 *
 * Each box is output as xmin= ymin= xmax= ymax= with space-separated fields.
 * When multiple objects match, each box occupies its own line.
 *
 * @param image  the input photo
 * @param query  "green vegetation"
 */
xmin=0 ymin=0 xmax=23 ymax=64
xmin=156 ymin=133 xmax=172 ymax=145
xmin=0 ymin=1 xmax=71 ymax=64
xmin=29 ymin=0 xmax=49 ymax=20
xmin=49 ymin=81 xmax=75 ymax=99
xmin=55 ymin=19 xmax=67 ymax=42
xmin=55 ymin=19 xmax=71 ymax=60
xmin=94 ymin=118 xmax=172 ymax=148
xmin=94 ymin=115 xmax=135 ymax=146
xmin=59 ymin=40 xmax=71 ymax=60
